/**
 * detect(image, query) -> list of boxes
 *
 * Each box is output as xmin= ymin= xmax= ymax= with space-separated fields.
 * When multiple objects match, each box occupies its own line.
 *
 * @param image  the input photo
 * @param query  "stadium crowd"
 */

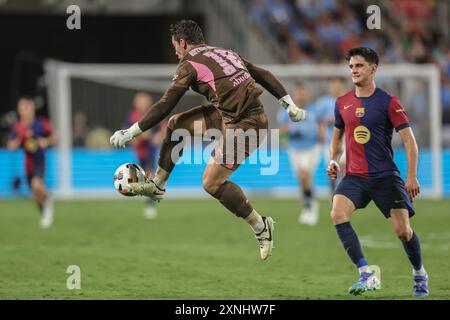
xmin=245 ymin=0 xmax=450 ymax=132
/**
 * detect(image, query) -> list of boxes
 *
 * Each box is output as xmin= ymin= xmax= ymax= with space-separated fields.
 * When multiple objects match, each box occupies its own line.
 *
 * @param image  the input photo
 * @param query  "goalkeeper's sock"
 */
xmin=152 ymin=167 xmax=169 ymax=190
xmin=209 ymin=181 xmax=254 ymax=219
xmin=153 ymin=175 xmax=167 ymax=190
xmin=245 ymin=210 xmax=265 ymax=234
xmin=335 ymin=222 xmax=368 ymax=269
xmin=401 ymin=232 xmax=423 ymax=272
xmin=158 ymin=127 xmax=183 ymax=173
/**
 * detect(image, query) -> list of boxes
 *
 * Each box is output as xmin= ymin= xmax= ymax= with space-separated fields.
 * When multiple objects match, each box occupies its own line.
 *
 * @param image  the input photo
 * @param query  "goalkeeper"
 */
xmin=110 ymin=20 xmax=306 ymax=260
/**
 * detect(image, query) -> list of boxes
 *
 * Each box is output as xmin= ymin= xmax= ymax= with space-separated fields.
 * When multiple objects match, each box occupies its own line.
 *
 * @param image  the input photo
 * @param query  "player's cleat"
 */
xmin=348 ymin=271 xmax=381 ymax=295
xmin=40 ymin=196 xmax=54 ymax=229
xmin=254 ymin=216 xmax=275 ymax=260
xmin=413 ymin=274 xmax=429 ymax=297
xmin=129 ymin=179 xmax=165 ymax=202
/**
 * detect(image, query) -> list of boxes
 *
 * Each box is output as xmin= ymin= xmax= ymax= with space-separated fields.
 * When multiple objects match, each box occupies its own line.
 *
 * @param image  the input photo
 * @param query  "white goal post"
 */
xmin=44 ymin=60 xmax=442 ymax=198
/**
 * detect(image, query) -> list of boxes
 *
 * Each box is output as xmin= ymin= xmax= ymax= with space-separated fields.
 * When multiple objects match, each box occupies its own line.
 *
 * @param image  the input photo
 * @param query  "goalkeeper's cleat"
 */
xmin=255 ymin=216 xmax=275 ymax=260
xmin=128 ymin=180 xmax=165 ymax=202
xmin=348 ymin=271 xmax=381 ymax=296
xmin=413 ymin=274 xmax=429 ymax=297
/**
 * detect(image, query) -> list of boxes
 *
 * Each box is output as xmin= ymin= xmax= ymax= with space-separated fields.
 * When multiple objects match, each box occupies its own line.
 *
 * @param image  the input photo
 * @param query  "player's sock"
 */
xmin=401 ymin=232 xmax=424 ymax=272
xmin=158 ymin=127 xmax=183 ymax=173
xmin=245 ymin=210 xmax=265 ymax=234
xmin=303 ymin=189 xmax=312 ymax=209
xmin=335 ymin=222 xmax=368 ymax=270
xmin=209 ymin=181 xmax=253 ymax=219
xmin=153 ymin=172 xmax=167 ymax=190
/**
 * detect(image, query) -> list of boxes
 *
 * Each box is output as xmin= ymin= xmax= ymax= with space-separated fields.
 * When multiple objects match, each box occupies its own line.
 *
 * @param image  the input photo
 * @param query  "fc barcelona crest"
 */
xmin=355 ymin=107 xmax=365 ymax=117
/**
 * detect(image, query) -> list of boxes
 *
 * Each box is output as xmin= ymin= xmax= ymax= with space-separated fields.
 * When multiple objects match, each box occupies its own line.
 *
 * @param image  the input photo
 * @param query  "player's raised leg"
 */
xmin=129 ymin=105 xmax=208 ymax=199
xmin=331 ymin=194 xmax=380 ymax=295
xmin=202 ymin=162 xmax=274 ymax=260
xmin=391 ymin=209 xmax=429 ymax=297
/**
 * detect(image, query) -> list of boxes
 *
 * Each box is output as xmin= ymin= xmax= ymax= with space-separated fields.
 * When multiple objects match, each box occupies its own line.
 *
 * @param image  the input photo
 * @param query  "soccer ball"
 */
xmin=113 ymin=163 xmax=146 ymax=197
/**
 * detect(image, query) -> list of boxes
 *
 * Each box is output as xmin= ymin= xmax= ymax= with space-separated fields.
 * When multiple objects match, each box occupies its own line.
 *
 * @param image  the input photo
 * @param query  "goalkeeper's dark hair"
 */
xmin=170 ymin=20 xmax=205 ymax=45
xmin=345 ymin=47 xmax=379 ymax=65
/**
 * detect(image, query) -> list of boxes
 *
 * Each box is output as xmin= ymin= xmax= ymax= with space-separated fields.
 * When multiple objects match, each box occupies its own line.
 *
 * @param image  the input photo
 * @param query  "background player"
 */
xmin=7 ymin=97 xmax=57 ymax=228
xmin=125 ymin=91 xmax=166 ymax=219
xmin=327 ymin=47 xmax=428 ymax=297
xmin=110 ymin=20 xmax=306 ymax=260
xmin=278 ymin=83 xmax=324 ymax=226
xmin=315 ymin=77 xmax=347 ymax=192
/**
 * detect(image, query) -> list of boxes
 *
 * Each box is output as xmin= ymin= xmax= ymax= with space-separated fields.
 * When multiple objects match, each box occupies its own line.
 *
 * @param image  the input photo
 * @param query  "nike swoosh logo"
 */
xmin=394 ymin=199 xmax=405 ymax=203
xmin=344 ymin=104 xmax=353 ymax=110
xmin=395 ymin=109 xmax=405 ymax=113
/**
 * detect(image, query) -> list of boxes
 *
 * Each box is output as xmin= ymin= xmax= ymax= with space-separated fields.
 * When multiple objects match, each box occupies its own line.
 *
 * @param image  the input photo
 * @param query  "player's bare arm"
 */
xmin=327 ymin=127 xmax=344 ymax=180
xmin=243 ymin=58 xmax=306 ymax=122
xmin=398 ymin=127 xmax=420 ymax=199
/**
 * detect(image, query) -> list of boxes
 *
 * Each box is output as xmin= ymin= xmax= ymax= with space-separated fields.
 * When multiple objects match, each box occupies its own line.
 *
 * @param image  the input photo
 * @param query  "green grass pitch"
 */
xmin=1 ymin=198 xmax=449 ymax=299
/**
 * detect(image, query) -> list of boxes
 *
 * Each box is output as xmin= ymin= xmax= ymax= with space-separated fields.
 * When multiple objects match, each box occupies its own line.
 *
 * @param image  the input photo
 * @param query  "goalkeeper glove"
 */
xmin=110 ymin=122 xmax=143 ymax=148
xmin=279 ymin=94 xmax=306 ymax=122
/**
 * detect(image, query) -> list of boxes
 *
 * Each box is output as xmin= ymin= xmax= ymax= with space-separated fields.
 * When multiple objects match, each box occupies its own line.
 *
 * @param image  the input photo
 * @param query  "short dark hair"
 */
xmin=170 ymin=20 xmax=205 ymax=44
xmin=345 ymin=47 xmax=379 ymax=65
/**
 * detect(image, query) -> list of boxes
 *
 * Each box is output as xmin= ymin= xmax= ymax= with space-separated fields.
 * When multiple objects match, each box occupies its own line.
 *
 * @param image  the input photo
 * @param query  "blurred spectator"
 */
xmin=124 ymin=91 xmax=167 ymax=220
xmin=245 ymin=0 xmax=450 ymax=140
xmin=85 ymin=126 xmax=112 ymax=149
xmin=73 ymin=110 xmax=89 ymax=147
xmin=278 ymin=83 xmax=325 ymax=226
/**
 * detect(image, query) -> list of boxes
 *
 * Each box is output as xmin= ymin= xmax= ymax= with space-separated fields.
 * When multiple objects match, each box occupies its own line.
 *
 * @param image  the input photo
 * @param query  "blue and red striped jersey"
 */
xmin=335 ymin=88 xmax=410 ymax=178
xmin=10 ymin=117 xmax=53 ymax=174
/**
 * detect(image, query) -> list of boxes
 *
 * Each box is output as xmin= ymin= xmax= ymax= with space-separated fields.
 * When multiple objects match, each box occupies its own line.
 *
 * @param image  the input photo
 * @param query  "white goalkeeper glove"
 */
xmin=110 ymin=122 xmax=143 ymax=148
xmin=279 ymin=94 xmax=306 ymax=122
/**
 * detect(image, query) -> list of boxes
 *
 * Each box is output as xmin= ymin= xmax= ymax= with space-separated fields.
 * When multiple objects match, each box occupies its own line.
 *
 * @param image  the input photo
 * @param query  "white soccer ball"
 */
xmin=113 ymin=163 xmax=146 ymax=197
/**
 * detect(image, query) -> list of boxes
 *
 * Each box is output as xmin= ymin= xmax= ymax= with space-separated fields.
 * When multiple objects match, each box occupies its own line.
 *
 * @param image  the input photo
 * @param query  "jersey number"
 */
xmin=203 ymin=49 xmax=245 ymax=75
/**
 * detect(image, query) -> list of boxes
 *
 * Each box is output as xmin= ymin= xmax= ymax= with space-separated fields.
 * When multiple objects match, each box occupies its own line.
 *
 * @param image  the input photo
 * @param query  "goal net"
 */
xmin=39 ymin=60 xmax=442 ymax=199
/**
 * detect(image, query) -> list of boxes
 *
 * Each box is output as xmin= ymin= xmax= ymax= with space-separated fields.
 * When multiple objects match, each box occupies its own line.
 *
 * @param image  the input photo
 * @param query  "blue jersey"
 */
xmin=277 ymin=103 xmax=320 ymax=150
xmin=315 ymin=95 xmax=336 ymax=144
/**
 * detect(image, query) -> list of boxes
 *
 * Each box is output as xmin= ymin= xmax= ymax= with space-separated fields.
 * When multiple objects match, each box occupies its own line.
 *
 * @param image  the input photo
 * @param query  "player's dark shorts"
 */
xmin=202 ymin=104 xmax=268 ymax=171
xmin=26 ymin=165 xmax=45 ymax=187
xmin=334 ymin=174 xmax=415 ymax=218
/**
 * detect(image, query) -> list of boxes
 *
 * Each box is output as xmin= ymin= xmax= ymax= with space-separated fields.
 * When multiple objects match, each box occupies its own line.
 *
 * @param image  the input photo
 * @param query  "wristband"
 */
xmin=129 ymin=122 xmax=143 ymax=137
